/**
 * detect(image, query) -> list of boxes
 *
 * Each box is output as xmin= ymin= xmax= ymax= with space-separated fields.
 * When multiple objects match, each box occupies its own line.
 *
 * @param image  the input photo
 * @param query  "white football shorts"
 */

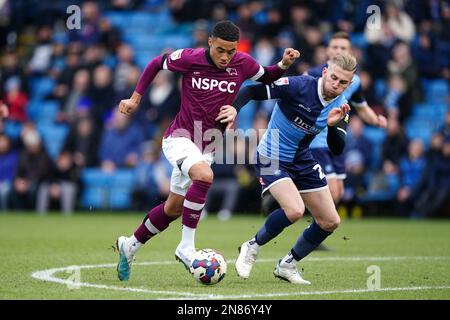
xmin=162 ymin=136 xmax=214 ymax=196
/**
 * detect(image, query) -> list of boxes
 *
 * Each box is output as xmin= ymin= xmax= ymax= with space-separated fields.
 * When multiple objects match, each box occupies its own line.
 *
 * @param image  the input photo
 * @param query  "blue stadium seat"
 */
xmin=109 ymin=188 xmax=132 ymax=209
xmin=350 ymin=32 xmax=367 ymax=49
xmin=112 ymin=169 xmax=136 ymax=188
xmin=29 ymin=77 xmax=55 ymax=100
xmin=363 ymin=127 xmax=386 ymax=169
xmin=80 ymin=187 xmax=108 ymax=209
xmin=374 ymin=79 xmax=387 ymax=102
xmin=36 ymin=101 xmax=60 ymax=124
xmin=81 ymin=168 xmax=113 ymax=187
xmin=422 ymin=79 xmax=449 ymax=103
xmin=3 ymin=121 xmax=22 ymax=139
xmin=37 ymin=124 xmax=69 ymax=159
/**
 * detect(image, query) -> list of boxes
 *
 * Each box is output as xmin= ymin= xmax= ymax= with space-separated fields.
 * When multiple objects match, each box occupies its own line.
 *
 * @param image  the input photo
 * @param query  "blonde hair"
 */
xmin=330 ymin=53 xmax=357 ymax=72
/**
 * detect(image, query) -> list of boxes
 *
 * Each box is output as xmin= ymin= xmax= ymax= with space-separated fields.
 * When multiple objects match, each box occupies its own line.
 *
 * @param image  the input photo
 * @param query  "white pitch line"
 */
xmin=170 ymin=286 xmax=450 ymax=300
xmin=31 ymin=256 xmax=450 ymax=299
xmin=31 ymin=265 xmax=214 ymax=298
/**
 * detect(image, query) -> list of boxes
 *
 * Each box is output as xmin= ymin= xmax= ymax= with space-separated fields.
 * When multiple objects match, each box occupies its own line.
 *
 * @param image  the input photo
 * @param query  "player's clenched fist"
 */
xmin=328 ymin=103 xmax=350 ymax=126
xmin=280 ymin=48 xmax=301 ymax=69
xmin=119 ymin=92 xmax=141 ymax=115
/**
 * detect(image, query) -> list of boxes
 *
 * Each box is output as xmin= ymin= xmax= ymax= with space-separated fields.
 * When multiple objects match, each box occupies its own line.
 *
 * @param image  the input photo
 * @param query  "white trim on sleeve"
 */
xmin=249 ymin=65 xmax=265 ymax=81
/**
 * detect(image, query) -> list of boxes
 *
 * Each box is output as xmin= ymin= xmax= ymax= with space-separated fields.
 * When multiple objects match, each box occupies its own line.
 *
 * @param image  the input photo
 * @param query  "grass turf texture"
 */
xmin=0 ymin=212 xmax=449 ymax=300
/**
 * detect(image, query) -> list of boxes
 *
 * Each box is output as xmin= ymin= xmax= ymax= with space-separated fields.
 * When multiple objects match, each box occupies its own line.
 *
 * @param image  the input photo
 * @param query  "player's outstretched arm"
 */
xmin=120 ymin=53 xmax=167 ymax=115
xmin=256 ymin=48 xmax=300 ymax=84
xmin=355 ymin=103 xmax=387 ymax=128
xmin=233 ymin=84 xmax=269 ymax=112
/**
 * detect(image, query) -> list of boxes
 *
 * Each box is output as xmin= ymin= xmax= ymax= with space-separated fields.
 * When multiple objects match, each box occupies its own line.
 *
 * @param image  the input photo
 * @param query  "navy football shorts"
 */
xmin=254 ymin=151 xmax=328 ymax=197
xmin=310 ymin=148 xmax=346 ymax=180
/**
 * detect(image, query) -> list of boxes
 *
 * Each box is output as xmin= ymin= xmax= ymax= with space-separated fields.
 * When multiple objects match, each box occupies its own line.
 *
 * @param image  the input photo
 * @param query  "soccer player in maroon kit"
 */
xmin=116 ymin=20 xmax=300 ymax=281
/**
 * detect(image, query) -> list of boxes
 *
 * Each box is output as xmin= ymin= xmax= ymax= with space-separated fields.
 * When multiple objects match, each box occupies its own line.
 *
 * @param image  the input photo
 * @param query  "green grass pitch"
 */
xmin=1 ymin=212 xmax=449 ymax=300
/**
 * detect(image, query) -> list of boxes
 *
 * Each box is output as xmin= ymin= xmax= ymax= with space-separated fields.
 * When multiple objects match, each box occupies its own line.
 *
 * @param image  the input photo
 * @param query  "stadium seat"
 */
xmin=37 ymin=124 xmax=69 ymax=159
xmin=3 ymin=121 xmax=22 ymax=139
xmin=36 ymin=101 xmax=60 ymax=124
xmin=29 ymin=77 xmax=55 ymax=100
xmin=374 ymin=79 xmax=387 ymax=102
xmin=363 ymin=127 xmax=386 ymax=169
xmin=109 ymin=188 xmax=132 ymax=209
xmin=81 ymin=168 xmax=114 ymax=187
xmin=80 ymin=186 xmax=108 ymax=209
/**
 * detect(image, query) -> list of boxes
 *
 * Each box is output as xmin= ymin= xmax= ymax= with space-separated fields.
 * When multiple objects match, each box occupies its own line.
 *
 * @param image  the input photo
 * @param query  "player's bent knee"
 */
xmin=191 ymin=169 xmax=214 ymax=183
xmin=284 ymin=205 xmax=305 ymax=222
xmin=318 ymin=215 xmax=341 ymax=232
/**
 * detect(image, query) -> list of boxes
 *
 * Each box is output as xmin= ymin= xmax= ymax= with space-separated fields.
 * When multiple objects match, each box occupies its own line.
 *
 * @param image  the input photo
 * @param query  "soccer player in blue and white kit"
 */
xmin=232 ymin=54 xmax=356 ymax=284
xmin=306 ymin=32 xmax=387 ymax=205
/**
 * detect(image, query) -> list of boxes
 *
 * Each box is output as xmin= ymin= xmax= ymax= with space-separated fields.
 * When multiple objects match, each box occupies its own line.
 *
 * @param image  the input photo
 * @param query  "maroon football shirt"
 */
xmin=162 ymin=48 xmax=264 ymax=150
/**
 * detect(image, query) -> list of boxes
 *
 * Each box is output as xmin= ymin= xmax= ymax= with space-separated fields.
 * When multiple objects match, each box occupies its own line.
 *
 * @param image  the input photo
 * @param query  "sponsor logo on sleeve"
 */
xmin=274 ymin=77 xmax=289 ymax=86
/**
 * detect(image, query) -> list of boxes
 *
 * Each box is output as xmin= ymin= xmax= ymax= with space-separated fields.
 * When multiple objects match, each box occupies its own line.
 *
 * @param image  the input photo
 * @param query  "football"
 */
xmin=189 ymin=249 xmax=227 ymax=285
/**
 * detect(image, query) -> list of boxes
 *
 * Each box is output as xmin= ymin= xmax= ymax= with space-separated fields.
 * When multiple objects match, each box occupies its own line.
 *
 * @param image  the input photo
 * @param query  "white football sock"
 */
xmin=280 ymin=252 xmax=296 ymax=266
xmin=179 ymin=225 xmax=196 ymax=250
xmin=126 ymin=235 xmax=143 ymax=255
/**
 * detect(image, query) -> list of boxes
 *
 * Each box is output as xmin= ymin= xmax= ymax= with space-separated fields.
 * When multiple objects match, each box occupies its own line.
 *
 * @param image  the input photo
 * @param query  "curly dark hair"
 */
xmin=212 ymin=20 xmax=240 ymax=42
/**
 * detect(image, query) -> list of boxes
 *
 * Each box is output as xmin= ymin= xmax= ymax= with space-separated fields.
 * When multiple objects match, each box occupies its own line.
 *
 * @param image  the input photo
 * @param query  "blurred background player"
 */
xmin=115 ymin=20 xmax=300 ymax=281
xmin=232 ymin=53 xmax=356 ymax=284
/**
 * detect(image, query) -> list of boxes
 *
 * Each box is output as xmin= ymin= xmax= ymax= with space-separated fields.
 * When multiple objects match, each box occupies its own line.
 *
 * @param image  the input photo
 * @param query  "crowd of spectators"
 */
xmin=0 ymin=0 xmax=448 ymax=218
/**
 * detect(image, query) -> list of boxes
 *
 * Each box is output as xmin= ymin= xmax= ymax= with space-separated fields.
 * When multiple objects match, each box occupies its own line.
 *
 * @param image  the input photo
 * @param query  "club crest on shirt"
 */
xmin=226 ymin=67 xmax=238 ymax=76
xmin=169 ymin=49 xmax=183 ymax=61
xmin=273 ymin=77 xmax=289 ymax=86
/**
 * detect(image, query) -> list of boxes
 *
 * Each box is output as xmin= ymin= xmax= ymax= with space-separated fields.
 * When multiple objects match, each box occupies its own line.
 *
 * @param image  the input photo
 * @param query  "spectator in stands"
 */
xmin=131 ymin=141 xmax=169 ymax=210
xmin=384 ymin=74 xmax=409 ymax=121
xmin=409 ymin=135 xmax=450 ymax=217
xmin=341 ymin=149 xmax=366 ymax=217
xmin=88 ymin=64 xmax=115 ymax=127
xmin=69 ymin=1 xmax=101 ymax=45
xmin=202 ymin=135 xmax=242 ymax=221
xmin=365 ymin=1 xmax=416 ymax=44
xmin=0 ymin=51 xmax=29 ymax=98
xmin=98 ymin=107 xmax=145 ymax=172
xmin=381 ymin=117 xmax=409 ymax=168
xmin=192 ymin=20 xmax=209 ymax=49
xmin=36 ymin=150 xmax=79 ymax=214
xmin=27 ymin=25 xmax=53 ymax=76
xmin=0 ymin=134 xmax=18 ymax=210
xmin=2 ymin=77 xmax=28 ymax=123
xmin=387 ymin=42 xmax=423 ymax=106
xmin=113 ymin=44 xmax=137 ymax=94
xmin=57 ymin=69 xmax=91 ymax=123
xmin=10 ymin=123 xmax=52 ymax=210
xmin=397 ymin=139 xmax=427 ymax=216
xmin=414 ymin=31 xmax=442 ymax=79
xmin=141 ymin=70 xmax=180 ymax=133
xmin=63 ymin=115 xmax=99 ymax=168
xmin=252 ymin=38 xmax=277 ymax=69
xmin=358 ymin=70 xmax=383 ymax=112
xmin=341 ymin=116 xmax=372 ymax=217
xmin=345 ymin=116 xmax=371 ymax=167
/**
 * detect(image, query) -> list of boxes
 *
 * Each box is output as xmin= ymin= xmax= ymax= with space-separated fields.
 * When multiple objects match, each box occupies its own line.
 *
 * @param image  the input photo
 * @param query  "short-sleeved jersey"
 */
xmin=258 ymin=75 xmax=349 ymax=162
xmin=162 ymin=48 xmax=265 ymax=149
